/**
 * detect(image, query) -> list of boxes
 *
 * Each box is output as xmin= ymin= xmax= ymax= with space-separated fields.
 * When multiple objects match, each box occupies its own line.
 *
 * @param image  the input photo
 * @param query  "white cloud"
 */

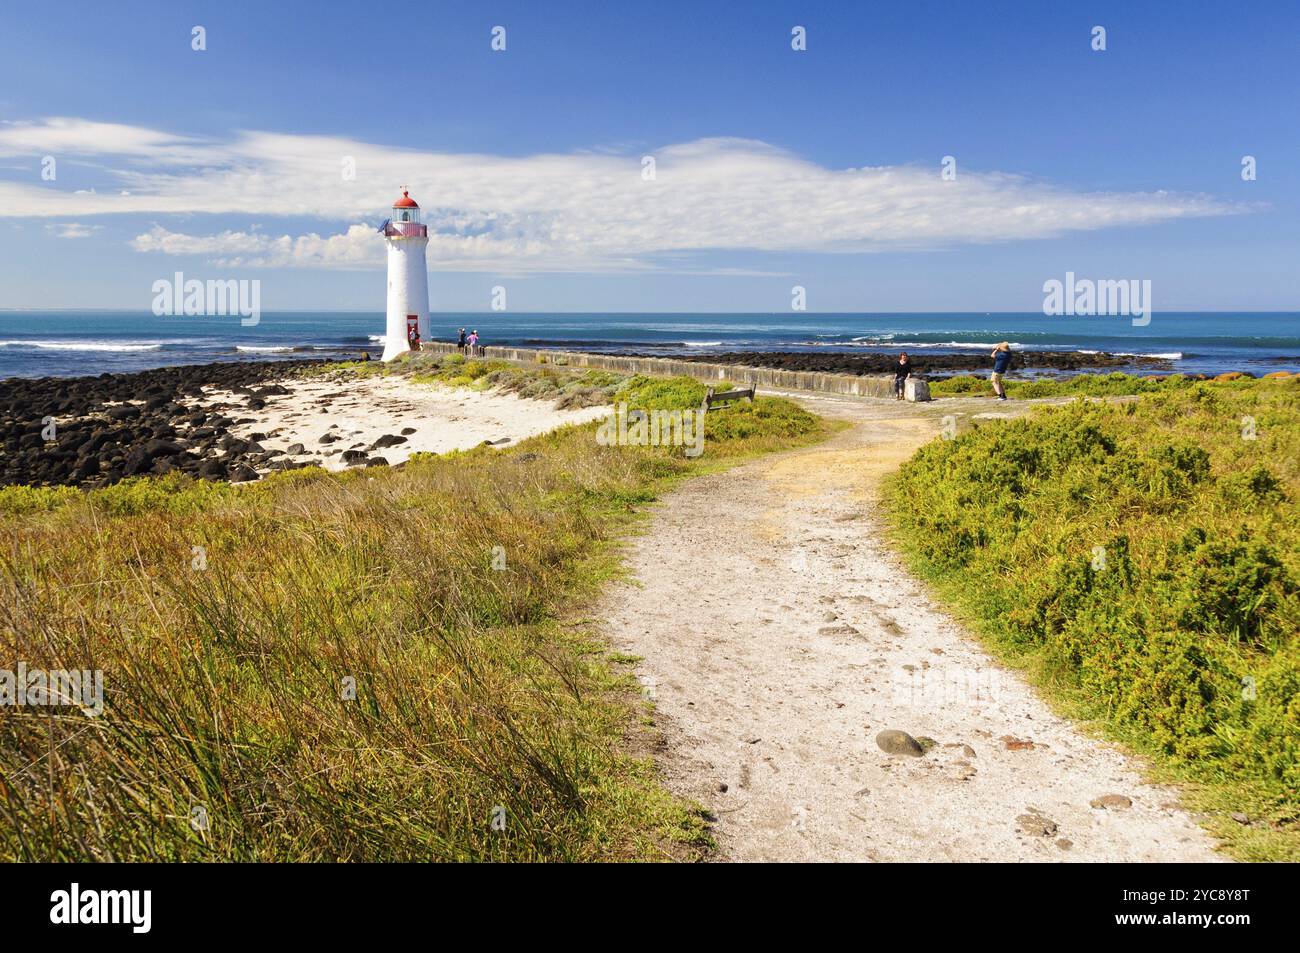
xmin=47 ymin=221 xmax=102 ymax=239
xmin=131 ymin=224 xmax=383 ymax=269
xmin=0 ymin=117 xmax=1249 ymax=271
xmin=0 ymin=118 xmax=206 ymax=162
xmin=127 ymin=223 xmax=646 ymax=273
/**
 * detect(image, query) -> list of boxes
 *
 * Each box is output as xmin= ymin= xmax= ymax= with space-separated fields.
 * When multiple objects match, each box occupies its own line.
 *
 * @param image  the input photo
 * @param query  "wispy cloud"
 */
xmin=130 ymin=224 xmax=384 ymax=269
xmin=47 ymin=221 xmax=103 ymax=239
xmin=0 ymin=117 xmax=1249 ymax=271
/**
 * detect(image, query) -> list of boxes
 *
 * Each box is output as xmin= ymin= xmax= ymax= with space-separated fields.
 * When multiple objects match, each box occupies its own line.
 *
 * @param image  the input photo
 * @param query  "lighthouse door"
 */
xmin=406 ymin=315 xmax=419 ymax=350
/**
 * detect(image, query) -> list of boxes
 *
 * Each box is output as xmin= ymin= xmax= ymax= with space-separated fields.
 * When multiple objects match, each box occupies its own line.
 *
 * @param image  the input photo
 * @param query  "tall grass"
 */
xmin=0 ymin=387 xmax=825 ymax=861
xmin=885 ymin=378 xmax=1300 ymax=859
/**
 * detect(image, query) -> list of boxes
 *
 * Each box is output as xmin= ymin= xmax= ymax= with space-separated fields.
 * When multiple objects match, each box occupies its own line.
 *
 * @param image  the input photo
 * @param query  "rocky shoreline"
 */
xmin=0 ymin=358 xmax=612 ymax=491
xmin=0 ymin=359 xmax=330 ymax=489
xmin=663 ymin=349 xmax=1174 ymax=376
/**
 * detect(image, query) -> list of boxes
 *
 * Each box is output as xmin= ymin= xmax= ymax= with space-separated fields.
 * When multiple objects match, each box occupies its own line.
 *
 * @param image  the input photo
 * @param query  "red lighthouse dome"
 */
xmin=390 ymin=188 xmax=424 ymax=228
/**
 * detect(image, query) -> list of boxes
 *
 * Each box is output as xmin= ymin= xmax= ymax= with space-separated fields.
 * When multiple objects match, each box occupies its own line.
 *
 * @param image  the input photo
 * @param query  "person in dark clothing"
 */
xmin=893 ymin=352 xmax=913 ymax=400
xmin=990 ymin=342 xmax=1012 ymax=400
xmin=457 ymin=327 xmax=467 ymax=352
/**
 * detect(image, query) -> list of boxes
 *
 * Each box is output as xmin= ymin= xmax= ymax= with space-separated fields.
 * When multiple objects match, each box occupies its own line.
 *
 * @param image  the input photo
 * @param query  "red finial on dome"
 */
xmin=393 ymin=189 xmax=419 ymax=209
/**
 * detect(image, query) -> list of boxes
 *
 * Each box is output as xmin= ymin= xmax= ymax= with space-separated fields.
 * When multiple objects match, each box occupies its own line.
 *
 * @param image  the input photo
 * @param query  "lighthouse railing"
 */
xmin=386 ymin=221 xmax=428 ymax=238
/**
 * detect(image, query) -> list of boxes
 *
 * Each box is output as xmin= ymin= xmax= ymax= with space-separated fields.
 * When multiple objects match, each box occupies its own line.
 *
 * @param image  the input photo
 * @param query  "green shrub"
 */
xmin=930 ymin=371 xmax=1197 ymax=400
xmin=885 ymin=379 xmax=1300 ymax=858
xmin=705 ymin=397 xmax=818 ymax=442
xmin=615 ymin=375 xmax=709 ymax=411
xmin=0 ymin=484 xmax=82 ymax=514
xmin=930 ymin=374 xmax=988 ymax=395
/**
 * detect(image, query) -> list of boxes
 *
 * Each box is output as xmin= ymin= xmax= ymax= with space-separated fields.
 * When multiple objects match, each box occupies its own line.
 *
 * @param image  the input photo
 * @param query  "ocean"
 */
xmin=1 ymin=310 xmax=1297 ymax=380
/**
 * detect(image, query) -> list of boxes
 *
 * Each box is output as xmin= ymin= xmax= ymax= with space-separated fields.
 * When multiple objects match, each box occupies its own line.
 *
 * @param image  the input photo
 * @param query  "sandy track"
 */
xmin=600 ymin=392 xmax=1224 ymax=862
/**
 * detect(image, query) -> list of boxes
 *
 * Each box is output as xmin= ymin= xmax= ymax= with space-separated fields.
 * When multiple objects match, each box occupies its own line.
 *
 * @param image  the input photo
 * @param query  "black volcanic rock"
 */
xmin=197 ymin=459 xmax=228 ymax=481
xmin=229 ymin=464 xmax=260 ymax=483
xmin=144 ymin=438 xmax=184 ymax=459
xmin=0 ymin=359 xmax=326 ymax=489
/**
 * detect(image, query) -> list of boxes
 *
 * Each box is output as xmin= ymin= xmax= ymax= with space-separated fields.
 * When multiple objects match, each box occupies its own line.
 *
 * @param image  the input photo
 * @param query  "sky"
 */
xmin=0 ymin=0 xmax=1297 ymax=313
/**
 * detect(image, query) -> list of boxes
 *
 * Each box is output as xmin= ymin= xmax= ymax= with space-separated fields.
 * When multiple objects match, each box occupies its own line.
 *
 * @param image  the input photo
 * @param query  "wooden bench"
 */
xmin=704 ymin=386 xmax=756 ymax=409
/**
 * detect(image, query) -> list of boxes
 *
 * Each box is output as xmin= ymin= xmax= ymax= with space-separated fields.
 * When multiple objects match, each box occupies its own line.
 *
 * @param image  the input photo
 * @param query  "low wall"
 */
xmin=414 ymin=342 xmax=894 ymax=399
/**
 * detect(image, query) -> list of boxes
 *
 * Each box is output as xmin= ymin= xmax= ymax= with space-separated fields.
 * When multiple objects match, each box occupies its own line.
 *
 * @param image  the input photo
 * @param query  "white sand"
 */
xmin=198 ymin=373 xmax=609 ymax=472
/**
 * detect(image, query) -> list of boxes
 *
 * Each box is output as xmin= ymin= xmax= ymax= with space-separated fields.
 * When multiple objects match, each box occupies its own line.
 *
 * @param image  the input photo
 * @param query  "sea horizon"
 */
xmin=3 ymin=309 xmax=1298 ymax=380
xmin=5 ymin=307 xmax=1298 ymax=314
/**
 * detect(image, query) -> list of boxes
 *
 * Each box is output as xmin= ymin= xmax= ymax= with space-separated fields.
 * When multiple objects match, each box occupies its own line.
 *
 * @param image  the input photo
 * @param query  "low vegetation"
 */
xmin=928 ymin=370 xmax=1291 ymax=400
xmin=0 ymin=367 xmax=826 ymax=861
xmin=885 ymin=377 xmax=1300 ymax=860
xmin=320 ymin=351 xmax=732 ymax=411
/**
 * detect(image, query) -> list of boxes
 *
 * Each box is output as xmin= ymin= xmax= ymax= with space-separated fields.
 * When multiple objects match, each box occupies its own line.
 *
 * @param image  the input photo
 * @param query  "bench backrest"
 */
xmin=705 ymin=386 xmax=756 ymax=408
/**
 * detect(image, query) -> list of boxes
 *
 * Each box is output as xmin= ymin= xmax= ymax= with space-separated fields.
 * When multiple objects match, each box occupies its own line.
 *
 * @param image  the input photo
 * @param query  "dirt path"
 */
xmin=600 ymin=391 xmax=1224 ymax=862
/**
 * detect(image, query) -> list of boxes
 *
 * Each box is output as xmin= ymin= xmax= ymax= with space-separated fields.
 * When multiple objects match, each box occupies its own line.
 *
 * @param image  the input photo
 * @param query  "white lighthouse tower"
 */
xmin=381 ymin=189 xmax=430 ymax=361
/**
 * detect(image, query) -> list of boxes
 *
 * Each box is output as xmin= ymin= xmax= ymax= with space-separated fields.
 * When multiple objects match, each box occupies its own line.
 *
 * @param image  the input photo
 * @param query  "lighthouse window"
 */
xmin=401 ymin=211 xmax=410 ymax=222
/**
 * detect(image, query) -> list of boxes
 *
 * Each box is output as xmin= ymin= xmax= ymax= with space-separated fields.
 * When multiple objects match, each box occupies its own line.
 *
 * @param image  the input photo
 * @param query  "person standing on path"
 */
xmin=991 ymin=342 xmax=1012 ymax=400
xmin=457 ymin=327 xmax=467 ymax=353
xmin=468 ymin=329 xmax=480 ymax=356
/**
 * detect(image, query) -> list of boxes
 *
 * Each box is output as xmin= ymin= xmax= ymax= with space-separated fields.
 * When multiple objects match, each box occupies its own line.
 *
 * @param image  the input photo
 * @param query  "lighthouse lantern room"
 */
xmin=381 ymin=189 xmax=430 ymax=361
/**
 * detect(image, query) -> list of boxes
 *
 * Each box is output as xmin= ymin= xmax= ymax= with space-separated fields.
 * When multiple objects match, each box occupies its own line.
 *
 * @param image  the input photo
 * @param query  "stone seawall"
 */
xmin=417 ymin=342 xmax=895 ymax=399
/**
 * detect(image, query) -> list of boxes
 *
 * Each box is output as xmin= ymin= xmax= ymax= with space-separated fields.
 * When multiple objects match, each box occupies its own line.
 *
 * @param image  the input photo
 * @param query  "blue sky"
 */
xmin=0 ymin=0 xmax=1296 ymax=312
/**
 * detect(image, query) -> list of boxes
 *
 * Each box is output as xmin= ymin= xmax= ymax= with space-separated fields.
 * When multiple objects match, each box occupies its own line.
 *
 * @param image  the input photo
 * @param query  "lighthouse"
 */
xmin=381 ymin=189 xmax=430 ymax=361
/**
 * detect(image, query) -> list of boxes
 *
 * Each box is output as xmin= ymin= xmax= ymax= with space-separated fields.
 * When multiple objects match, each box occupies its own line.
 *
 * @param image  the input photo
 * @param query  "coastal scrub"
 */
xmin=885 ymin=378 xmax=1300 ymax=860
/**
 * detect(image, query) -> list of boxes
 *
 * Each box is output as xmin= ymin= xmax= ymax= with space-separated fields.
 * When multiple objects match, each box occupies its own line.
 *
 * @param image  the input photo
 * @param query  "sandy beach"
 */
xmin=196 ymin=372 xmax=611 ymax=472
xmin=0 ymin=360 xmax=611 ymax=488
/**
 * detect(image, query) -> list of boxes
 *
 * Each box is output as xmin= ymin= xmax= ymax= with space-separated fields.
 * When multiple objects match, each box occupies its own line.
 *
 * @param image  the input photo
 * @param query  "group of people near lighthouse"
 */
xmin=893 ymin=342 xmax=1013 ymax=400
xmin=401 ymin=326 xmax=483 ymax=355
xmin=457 ymin=327 xmax=481 ymax=355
